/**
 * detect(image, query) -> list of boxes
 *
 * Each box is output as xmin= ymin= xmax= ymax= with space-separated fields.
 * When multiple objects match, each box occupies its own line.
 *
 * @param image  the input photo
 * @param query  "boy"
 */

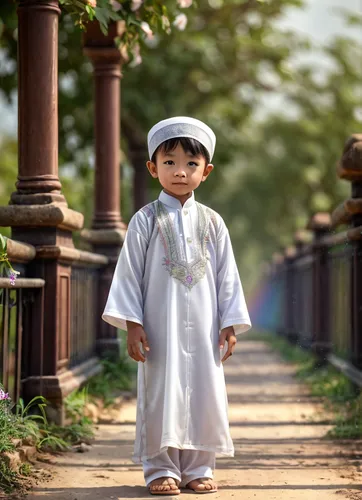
xmin=102 ymin=117 xmax=251 ymax=496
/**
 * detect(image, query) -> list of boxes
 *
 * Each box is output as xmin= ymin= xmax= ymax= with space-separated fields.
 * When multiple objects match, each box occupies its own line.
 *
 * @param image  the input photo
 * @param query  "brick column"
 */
xmin=82 ymin=22 xmax=127 ymax=359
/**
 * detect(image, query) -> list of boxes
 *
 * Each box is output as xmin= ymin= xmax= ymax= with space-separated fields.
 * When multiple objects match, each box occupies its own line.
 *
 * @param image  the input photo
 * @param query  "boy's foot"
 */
xmin=186 ymin=478 xmax=218 ymax=494
xmin=148 ymin=477 xmax=181 ymax=496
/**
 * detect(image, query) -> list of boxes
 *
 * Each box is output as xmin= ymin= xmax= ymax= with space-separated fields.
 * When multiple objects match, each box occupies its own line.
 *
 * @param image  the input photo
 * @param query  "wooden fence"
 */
xmin=0 ymin=238 xmax=109 ymax=420
xmin=253 ymin=135 xmax=362 ymax=387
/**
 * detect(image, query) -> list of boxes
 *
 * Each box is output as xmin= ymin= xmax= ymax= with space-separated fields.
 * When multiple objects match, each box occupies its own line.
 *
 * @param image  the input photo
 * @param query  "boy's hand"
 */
xmin=126 ymin=321 xmax=150 ymax=363
xmin=219 ymin=326 xmax=237 ymax=363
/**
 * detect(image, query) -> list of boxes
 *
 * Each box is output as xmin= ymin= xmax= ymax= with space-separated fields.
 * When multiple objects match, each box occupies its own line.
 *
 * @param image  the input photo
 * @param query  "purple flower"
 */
xmin=186 ymin=275 xmax=193 ymax=284
xmin=9 ymin=271 xmax=16 ymax=286
xmin=0 ymin=389 xmax=9 ymax=400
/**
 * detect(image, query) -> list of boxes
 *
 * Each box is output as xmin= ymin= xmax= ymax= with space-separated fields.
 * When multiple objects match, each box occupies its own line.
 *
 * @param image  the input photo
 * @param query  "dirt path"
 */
xmin=26 ymin=339 xmax=362 ymax=499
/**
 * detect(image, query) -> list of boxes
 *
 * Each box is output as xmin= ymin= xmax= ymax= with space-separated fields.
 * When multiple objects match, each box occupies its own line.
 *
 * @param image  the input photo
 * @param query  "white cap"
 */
xmin=147 ymin=116 xmax=216 ymax=161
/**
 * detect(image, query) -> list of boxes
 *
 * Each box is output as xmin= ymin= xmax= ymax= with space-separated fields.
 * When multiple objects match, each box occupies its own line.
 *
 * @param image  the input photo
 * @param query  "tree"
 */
xmin=218 ymin=31 xmax=362 ymax=290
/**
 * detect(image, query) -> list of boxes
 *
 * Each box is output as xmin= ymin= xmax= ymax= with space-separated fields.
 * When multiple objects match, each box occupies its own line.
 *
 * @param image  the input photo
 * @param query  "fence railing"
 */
xmin=70 ymin=251 xmax=108 ymax=368
xmin=253 ymin=135 xmax=362 ymax=387
xmin=0 ymin=237 xmax=109 ymax=415
xmin=0 ymin=278 xmax=45 ymax=402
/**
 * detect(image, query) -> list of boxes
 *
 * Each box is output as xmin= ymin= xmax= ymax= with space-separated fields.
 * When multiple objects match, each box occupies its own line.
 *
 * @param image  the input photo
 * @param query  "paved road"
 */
xmin=27 ymin=339 xmax=362 ymax=499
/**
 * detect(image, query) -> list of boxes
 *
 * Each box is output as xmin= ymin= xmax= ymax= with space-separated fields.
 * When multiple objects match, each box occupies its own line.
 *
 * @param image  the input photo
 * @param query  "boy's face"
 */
xmin=146 ymin=143 xmax=214 ymax=203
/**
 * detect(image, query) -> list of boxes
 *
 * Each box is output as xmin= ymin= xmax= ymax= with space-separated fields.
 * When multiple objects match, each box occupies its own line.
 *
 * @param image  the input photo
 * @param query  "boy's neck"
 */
xmin=162 ymin=189 xmax=193 ymax=207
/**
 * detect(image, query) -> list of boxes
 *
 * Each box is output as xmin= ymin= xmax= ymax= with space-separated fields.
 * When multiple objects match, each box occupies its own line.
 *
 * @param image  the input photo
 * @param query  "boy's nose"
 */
xmin=174 ymin=170 xmax=186 ymax=177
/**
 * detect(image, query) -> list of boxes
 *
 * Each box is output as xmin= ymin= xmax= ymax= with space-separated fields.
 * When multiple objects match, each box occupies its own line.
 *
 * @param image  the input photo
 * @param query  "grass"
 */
xmin=86 ymin=349 xmax=137 ymax=406
xmin=0 ymin=343 xmax=136 ymax=495
xmin=250 ymin=331 xmax=362 ymax=439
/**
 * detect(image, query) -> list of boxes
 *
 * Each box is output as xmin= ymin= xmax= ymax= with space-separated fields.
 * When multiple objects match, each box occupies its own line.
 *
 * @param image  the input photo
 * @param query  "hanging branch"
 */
xmin=57 ymin=0 xmax=194 ymax=65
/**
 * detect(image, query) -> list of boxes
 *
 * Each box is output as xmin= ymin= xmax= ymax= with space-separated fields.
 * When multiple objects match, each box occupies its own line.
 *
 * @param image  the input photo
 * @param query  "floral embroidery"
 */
xmin=155 ymin=201 xmax=211 ymax=289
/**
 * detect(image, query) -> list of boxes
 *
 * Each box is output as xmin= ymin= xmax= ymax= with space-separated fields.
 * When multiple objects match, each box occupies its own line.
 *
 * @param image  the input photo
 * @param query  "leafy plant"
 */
xmin=0 ymin=233 xmax=20 ymax=285
xmin=0 ymin=460 xmax=22 ymax=494
xmin=87 ymin=352 xmax=136 ymax=405
xmin=57 ymin=0 xmax=194 ymax=63
xmin=64 ymin=386 xmax=90 ymax=423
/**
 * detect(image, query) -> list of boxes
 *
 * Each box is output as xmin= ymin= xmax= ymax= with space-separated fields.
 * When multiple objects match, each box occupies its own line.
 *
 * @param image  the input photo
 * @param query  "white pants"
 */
xmin=143 ymin=447 xmax=216 ymax=487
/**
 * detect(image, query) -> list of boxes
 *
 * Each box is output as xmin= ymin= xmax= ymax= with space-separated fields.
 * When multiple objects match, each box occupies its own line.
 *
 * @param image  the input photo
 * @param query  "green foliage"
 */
xmin=251 ymin=331 xmax=311 ymax=364
xmin=64 ymin=386 xmax=90 ymax=423
xmin=0 ymin=460 xmax=22 ymax=494
xmin=297 ymin=363 xmax=357 ymax=403
xmin=0 ymin=393 xmax=47 ymax=454
xmin=0 ymin=385 xmax=94 ymax=493
xmin=86 ymin=332 xmax=136 ymax=404
xmin=58 ymin=0 xmax=194 ymax=58
xmin=87 ymin=352 xmax=136 ymax=405
xmin=327 ymin=395 xmax=362 ymax=439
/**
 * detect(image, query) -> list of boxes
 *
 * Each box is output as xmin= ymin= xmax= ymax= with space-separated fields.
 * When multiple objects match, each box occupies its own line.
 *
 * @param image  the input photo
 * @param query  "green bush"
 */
xmin=87 ymin=353 xmax=136 ymax=406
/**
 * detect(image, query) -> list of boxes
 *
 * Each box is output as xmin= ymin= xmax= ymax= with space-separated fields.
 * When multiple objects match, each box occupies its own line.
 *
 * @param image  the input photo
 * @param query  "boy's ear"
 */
xmin=202 ymin=163 xmax=214 ymax=182
xmin=146 ymin=161 xmax=158 ymax=178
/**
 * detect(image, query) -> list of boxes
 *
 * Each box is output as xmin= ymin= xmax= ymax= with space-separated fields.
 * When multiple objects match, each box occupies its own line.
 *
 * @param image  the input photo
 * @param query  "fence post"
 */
xmin=307 ymin=213 xmax=332 ymax=365
xmin=271 ymin=252 xmax=284 ymax=335
xmin=284 ymin=245 xmax=297 ymax=344
xmin=338 ymin=135 xmax=362 ymax=369
xmin=293 ymin=230 xmax=313 ymax=349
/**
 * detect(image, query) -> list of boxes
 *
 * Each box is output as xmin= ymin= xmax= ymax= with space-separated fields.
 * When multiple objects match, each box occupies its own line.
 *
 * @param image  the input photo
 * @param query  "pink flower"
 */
xmin=0 ymin=389 xmax=9 ymax=400
xmin=130 ymin=43 xmax=142 ymax=67
xmin=177 ymin=0 xmax=192 ymax=7
xmin=87 ymin=0 xmax=97 ymax=7
xmin=131 ymin=0 xmax=143 ymax=11
xmin=141 ymin=22 xmax=154 ymax=40
xmin=161 ymin=15 xmax=171 ymax=34
xmin=173 ymin=13 xmax=187 ymax=31
xmin=110 ymin=0 xmax=121 ymax=11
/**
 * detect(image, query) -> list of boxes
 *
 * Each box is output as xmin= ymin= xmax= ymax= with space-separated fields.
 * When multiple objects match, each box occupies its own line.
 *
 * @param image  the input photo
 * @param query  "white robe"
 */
xmin=102 ymin=190 xmax=251 ymax=463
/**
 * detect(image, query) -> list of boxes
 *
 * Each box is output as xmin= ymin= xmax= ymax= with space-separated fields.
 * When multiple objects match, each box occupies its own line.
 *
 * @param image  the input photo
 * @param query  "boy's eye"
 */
xmin=164 ymin=160 xmax=174 ymax=165
xmin=188 ymin=162 xmax=199 ymax=167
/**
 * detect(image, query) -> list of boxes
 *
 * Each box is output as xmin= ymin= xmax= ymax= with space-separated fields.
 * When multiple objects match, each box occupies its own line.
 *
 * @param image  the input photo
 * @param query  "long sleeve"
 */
xmin=217 ymin=220 xmax=252 ymax=335
xmin=102 ymin=224 xmax=148 ymax=332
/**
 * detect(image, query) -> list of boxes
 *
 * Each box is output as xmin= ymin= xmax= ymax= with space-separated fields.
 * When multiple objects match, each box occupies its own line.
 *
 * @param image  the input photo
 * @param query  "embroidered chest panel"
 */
xmin=154 ymin=201 xmax=214 ymax=290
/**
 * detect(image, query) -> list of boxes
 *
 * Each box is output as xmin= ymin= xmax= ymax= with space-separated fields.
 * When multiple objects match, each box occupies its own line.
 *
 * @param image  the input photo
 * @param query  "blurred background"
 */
xmin=0 ymin=0 xmax=361 ymax=293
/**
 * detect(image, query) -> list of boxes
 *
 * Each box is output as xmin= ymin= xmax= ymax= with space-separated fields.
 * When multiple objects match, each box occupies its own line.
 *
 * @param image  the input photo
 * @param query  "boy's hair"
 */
xmin=151 ymin=137 xmax=211 ymax=165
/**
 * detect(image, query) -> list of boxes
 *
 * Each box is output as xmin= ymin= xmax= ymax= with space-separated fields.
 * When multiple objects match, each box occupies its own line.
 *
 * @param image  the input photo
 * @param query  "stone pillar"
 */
xmin=0 ymin=0 xmax=84 ymax=422
xmin=13 ymin=0 xmax=65 ymax=207
xmin=307 ymin=213 xmax=332 ymax=365
xmin=82 ymin=22 xmax=127 ymax=359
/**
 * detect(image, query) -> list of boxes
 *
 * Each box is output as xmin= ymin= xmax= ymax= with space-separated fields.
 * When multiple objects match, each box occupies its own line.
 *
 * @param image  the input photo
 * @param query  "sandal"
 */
xmin=148 ymin=477 xmax=181 ymax=496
